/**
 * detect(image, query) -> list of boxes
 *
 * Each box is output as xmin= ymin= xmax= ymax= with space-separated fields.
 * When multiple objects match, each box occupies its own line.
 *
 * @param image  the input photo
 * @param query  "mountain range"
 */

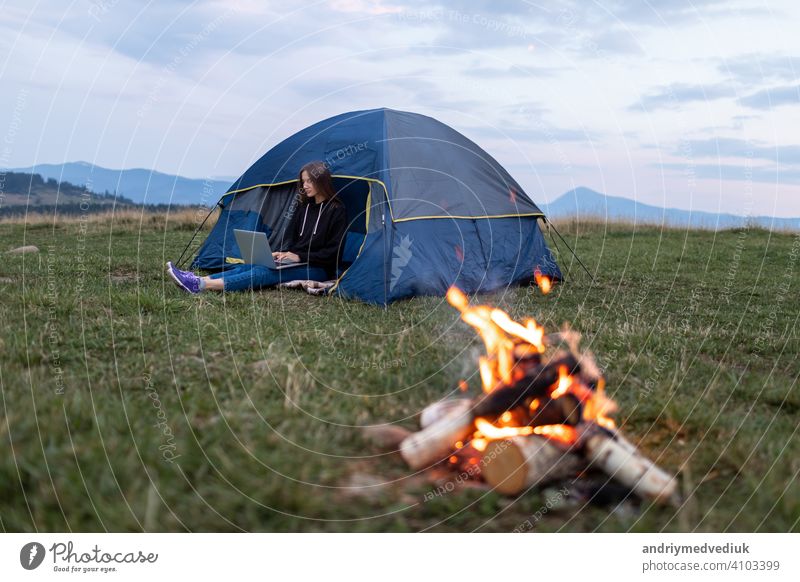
xmin=10 ymin=162 xmax=234 ymax=206
xmin=542 ymin=187 xmax=800 ymax=231
xmin=0 ymin=171 xmax=139 ymax=217
xmin=7 ymin=162 xmax=799 ymax=230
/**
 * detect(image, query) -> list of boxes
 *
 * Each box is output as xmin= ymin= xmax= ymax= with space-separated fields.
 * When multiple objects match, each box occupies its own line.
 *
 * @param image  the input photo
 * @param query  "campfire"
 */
xmin=394 ymin=287 xmax=676 ymax=503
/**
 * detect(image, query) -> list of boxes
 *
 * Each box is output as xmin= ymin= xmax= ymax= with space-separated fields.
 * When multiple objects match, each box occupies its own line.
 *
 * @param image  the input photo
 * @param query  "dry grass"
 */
xmin=0 ymin=206 xmax=219 ymax=231
xmin=549 ymin=215 xmax=788 ymax=235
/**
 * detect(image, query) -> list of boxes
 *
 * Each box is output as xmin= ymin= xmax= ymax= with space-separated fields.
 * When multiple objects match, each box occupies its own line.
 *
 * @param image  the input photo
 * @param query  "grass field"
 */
xmin=1 ymin=211 xmax=798 ymax=532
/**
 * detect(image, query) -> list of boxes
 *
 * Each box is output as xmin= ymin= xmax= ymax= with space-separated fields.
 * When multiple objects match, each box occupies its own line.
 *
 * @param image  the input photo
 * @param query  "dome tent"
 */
xmin=186 ymin=108 xmax=561 ymax=304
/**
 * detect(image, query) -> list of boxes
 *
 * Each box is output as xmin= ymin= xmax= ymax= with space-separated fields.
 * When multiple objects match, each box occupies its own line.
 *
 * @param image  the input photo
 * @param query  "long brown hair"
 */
xmin=297 ymin=161 xmax=338 ymax=204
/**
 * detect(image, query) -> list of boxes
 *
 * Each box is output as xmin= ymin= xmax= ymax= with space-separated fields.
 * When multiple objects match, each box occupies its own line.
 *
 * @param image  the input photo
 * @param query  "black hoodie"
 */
xmin=282 ymin=198 xmax=348 ymax=277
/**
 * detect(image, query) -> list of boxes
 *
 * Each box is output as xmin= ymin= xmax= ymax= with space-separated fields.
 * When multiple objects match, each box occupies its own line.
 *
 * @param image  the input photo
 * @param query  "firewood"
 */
xmin=362 ymin=425 xmax=412 ymax=449
xmin=399 ymin=407 xmax=474 ymax=470
xmin=528 ymin=394 xmax=582 ymax=427
xmin=473 ymin=354 xmax=580 ymax=418
xmin=583 ymin=430 xmax=677 ymax=504
xmin=481 ymin=436 xmax=584 ymax=495
xmin=420 ymin=398 xmax=473 ymax=428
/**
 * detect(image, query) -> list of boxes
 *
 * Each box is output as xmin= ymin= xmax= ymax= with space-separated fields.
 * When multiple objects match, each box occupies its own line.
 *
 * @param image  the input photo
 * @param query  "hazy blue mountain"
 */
xmin=543 ymin=187 xmax=800 ymax=231
xmin=9 ymin=163 xmax=799 ymax=230
xmin=11 ymin=162 xmax=234 ymax=206
xmin=0 ymin=171 xmax=143 ymax=218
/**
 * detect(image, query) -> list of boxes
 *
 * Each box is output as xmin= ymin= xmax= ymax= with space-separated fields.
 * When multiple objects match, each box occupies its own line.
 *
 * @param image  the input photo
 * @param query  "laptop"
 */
xmin=233 ymin=229 xmax=307 ymax=270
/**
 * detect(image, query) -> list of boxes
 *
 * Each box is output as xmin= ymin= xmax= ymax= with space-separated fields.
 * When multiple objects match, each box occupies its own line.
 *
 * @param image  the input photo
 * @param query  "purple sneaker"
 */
xmin=167 ymin=261 xmax=202 ymax=294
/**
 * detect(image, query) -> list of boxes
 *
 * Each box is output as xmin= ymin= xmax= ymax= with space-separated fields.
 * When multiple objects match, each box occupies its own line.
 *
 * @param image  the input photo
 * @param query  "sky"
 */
xmin=1 ymin=0 xmax=799 ymax=216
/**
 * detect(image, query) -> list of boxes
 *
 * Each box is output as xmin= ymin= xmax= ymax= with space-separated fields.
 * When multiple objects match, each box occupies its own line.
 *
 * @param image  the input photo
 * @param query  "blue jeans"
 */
xmin=210 ymin=263 xmax=329 ymax=292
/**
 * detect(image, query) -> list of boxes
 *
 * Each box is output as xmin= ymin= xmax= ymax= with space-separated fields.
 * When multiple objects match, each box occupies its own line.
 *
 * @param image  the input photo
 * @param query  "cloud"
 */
xmin=3 ymin=1 xmax=414 ymax=71
xmin=406 ymin=3 xmax=651 ymax=57
xmin=655 ymin=162 xmax=800 ymax=185
xmin=606 ymin=0 xmax=768 ymax=26
xmin=630 ymin=82 xmax=736 ymax=111
xmin=462 ymin=65 xmax=558 ymax=79
xmin=680 ymin=138 xmax=800 ymax=165
xmin=579 ymin=30 xmax=643 ymax=57
xmin=425 ymin=10 xmax=542 ymax=50
xmin=669 ymin=137 xmax=800 ymax=188
xmin=738 ymin=84 xmax=800 ymax=109
xmin=718 ymin=53 xmax=800 ymax=84
xmin=463 ymin=122 xmax=593 ymax=145
xmin=329 ymin=0 xmax=404 ymax=15
xmin=457 ymin=102 xmax=598 ymax=145
xmin=0 ymin=1 xmax=291 ymax=70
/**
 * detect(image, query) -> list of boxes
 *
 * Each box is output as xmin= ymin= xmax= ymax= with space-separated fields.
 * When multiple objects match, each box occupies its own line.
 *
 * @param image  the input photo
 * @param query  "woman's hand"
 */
xmin=273 ymin=251 xmax=301 ymax=263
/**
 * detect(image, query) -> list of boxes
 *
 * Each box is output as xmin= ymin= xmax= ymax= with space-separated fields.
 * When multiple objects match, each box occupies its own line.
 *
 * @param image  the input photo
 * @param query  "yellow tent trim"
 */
xmin=393 ymin=212 xmax=544 ymax=223
xmin=222 ymin=175 xmax=396 ymax=222
xmin=222 ymin=177 xmax=540 ymax=222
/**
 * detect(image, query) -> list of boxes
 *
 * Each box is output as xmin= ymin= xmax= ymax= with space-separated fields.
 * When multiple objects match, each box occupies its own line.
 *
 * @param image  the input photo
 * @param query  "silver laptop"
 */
xmin=233 ymin=229 xmax=307 ymax=270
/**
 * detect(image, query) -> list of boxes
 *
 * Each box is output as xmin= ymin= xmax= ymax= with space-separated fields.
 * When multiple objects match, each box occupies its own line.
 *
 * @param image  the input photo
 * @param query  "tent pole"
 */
xmin=547 ymin=218 xmax=595 ymax=283
xmin=382 ymin=212 xmax=389 ymax=307
xmin=175 ymin=202 xmax=220 ymax=269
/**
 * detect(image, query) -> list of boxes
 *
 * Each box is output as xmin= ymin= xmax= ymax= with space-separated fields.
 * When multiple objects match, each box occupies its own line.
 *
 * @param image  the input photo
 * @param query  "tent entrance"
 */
xmin=187 ymin=177 xmax=376 ymax=272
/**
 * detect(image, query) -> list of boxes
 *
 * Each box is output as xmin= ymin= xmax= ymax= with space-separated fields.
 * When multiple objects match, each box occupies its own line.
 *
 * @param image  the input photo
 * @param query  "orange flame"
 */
xmin=446 ymin=286 xmax=616 ymax=453
xmin=491 ymin=310 xmax=545 ymax=353
xmin=550 ymin=365 xmax=572 ymax=399
xmin=581 ymin=378 xmax=617 ymax=430
xmin=447 ymin=287 xmax=545 ymax=394
xmin=534 ymin=269 xmax=552 ymax=295
xmin=475 ymin=418 xmax=534 ymax=439
xmin=446 ymin=287 xmax=469 ymax=310
xmin=533 ymin=424 xmax=578 ymax=445
xmin=471 ymin=438 xmax=488 ymax=452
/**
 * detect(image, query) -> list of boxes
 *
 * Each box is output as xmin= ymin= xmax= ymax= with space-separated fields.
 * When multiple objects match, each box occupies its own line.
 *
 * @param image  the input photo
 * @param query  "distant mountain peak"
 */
xmin=544 ymin=186 xmax=799 ymax=231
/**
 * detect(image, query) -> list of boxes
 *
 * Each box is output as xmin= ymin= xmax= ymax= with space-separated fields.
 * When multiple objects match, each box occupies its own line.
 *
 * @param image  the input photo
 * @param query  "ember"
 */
xmin=534 ymin=268 xmax=552 ymax=295
xmin=398 ymin=287 xmax=677 ymax=504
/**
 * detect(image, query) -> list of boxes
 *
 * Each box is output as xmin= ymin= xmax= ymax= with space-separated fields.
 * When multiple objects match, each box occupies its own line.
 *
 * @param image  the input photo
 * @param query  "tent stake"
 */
xmin=176 ymin=202 xmax=220 ymax=269
xmin=546 ymin=218 xmax=595 ymax=283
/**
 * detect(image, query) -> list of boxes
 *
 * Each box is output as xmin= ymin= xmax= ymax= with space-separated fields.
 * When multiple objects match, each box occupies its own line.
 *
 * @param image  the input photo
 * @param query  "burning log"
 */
xmin=400 ymin=405 xmax=474 ymax=470
xmin=528 ymin=394 xmax=582 ymax=427
xmin=472 ymin=354 xmax=580 ymax=418
xmin=582 ymin=429 xmax=677 ymax=504
xmin=481 ymin=436 xmax=584 ymax=495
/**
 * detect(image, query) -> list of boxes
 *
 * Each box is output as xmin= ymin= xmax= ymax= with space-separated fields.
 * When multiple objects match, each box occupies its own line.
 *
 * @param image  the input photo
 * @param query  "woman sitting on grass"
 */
xmin=167 ymin=161 xmax=348 ymax=294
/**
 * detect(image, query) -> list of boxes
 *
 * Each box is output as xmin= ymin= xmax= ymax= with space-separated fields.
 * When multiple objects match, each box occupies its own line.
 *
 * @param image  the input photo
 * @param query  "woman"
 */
xmin=167 ymin=161 xmax=348 ymax=293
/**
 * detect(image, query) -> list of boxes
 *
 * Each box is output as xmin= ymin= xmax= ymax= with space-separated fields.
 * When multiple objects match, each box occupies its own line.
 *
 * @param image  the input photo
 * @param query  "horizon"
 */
xmin=7 ymin=160 xmax=800 ymax=222
xmin=2 ymin=2 xmax=799 ymax=216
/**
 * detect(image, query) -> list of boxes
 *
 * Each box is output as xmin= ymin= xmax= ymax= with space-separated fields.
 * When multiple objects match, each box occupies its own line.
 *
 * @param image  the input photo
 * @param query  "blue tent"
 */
xmin=190 ymin=108 xmax=561 ymax=304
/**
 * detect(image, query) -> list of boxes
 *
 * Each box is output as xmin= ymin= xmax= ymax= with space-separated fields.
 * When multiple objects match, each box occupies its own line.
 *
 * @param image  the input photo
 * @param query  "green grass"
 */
xmin=1 ymin=216 xmax=798 ymax=532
